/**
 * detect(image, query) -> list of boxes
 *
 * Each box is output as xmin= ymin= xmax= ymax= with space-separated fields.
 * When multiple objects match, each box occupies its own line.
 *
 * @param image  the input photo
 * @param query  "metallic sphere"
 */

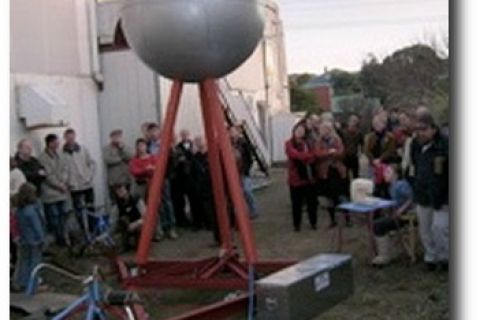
xmin=120 ymin=0 xmax=265 ymax=82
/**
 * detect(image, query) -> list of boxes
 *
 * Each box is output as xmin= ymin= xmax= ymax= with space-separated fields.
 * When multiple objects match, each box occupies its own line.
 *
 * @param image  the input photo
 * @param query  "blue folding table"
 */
xmin=336 ymin=199 xmax=397 ymax=259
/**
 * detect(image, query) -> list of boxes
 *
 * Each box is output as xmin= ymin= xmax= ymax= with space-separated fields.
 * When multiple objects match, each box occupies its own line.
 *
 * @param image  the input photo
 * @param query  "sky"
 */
xmin=276 ymin=0 xmax=449 ymax=73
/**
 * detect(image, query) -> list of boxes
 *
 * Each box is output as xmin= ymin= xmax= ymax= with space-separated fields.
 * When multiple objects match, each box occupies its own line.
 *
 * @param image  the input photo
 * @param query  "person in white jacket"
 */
xmin=62 ymin=129 xmax=97 ymax=224
xmin=10 ymin=157 xmax=26 ymax=198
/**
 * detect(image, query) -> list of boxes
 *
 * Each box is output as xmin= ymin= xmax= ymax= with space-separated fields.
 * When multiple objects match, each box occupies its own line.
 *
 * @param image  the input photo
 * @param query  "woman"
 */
xmin=285 ymin=123 xmax=318 ymax=232
xmin=129 ymin=138 xmax=178 ymax=240
xmin=315 ymin=122 xmax=348 ymax=228
xmin=129 ymin=138 xmax=157 ymax=200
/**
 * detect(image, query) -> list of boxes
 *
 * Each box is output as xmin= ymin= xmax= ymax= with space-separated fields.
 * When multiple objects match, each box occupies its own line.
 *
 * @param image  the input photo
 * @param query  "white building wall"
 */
xmin=226 ymin=0 xmax=290 ymax=117
xmin=11 ymin=0 xmax=107 ymax=205
xmin=11 ymin=0 xmax=84 ymax=76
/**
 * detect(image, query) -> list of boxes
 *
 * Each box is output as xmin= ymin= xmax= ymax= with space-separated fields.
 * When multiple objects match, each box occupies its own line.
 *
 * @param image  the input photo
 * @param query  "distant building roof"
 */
xmin=302 ymin=73 xmax=332 ymax=89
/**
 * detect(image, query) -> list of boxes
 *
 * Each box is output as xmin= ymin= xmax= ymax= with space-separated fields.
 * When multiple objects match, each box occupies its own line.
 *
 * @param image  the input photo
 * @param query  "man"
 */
xmin=144 ymin=123 xmax=178 ymax=239
xmin=62 ymin=129 xmax=97 ymax=222
xmin=230 ymin=125 xmax=257 ymax=219
xmin=38 ymin=134 xmax=69 ymax=246
xmin=192 ymin=136 xmax=217 ymax=243
xmin=411 ymin=112 xmax=449 ymax=271
xmin=364 ymin=115 xmax=396 ymax=198
xmin=402 ymin=106 xmax=431 ymax=184
xmin=146 ymin=123 xmax=161 ymax=155
xmin=393 ymin=110 xmax=413 ymax=149
xmin=14 ymin=139 xmax=46 ymax=194
xmin=113 ymin=184 xmax=145 ymax=251
xmin=103 ymin=129 xmax=133 ymax=199
xmin=172 ymin=129 xmax=204 ymax=229
xmin=340 ymin=114 xmax=363 ymax=180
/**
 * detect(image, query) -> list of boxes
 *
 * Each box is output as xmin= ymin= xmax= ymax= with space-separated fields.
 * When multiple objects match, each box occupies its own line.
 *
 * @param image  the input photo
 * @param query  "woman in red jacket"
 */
xmin=285 ymin=123 xmax=318 ymax=232
xmin=129 ymin=138 xmax=179 ymax=240
xmin=129 ymin=138 xmax=156 ymax=200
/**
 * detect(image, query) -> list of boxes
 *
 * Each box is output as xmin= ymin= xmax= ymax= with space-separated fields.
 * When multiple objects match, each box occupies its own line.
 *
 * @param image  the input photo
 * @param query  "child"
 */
xmin=371 ymin=165 xmax=413 ymax=266
xmin=113 ymin=184 xmax=145 ymax=251
xmin=12 ymin=183 xmax=45 ymax=291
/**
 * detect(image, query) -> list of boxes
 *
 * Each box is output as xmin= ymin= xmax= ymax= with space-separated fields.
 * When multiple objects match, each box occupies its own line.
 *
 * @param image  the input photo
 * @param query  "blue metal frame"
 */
xmin=27 ymin=265 xmax=115 ymax=320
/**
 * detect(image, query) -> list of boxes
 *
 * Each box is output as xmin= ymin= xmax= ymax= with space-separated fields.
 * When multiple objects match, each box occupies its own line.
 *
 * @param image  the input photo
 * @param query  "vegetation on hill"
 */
xmin=289 ymin=42 xmax=449 ymax=125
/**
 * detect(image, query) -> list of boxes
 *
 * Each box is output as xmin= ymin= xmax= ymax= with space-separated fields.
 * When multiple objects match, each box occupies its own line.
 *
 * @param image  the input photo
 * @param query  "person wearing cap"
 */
xmin=411 ymin=112 xmax=449 ymax=271
xmin=103 ymin=129 xmax=133 ymax=199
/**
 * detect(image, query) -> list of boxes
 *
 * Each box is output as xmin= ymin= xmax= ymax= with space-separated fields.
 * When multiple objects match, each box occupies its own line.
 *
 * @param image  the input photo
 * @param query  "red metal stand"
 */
xmin=115 ymin=79 xmax=294 ymax=319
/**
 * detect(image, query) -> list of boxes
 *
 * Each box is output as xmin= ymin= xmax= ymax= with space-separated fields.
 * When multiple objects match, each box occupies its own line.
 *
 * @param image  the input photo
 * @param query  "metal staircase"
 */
xmin=217 ymin=79 xmax=270 ymax=176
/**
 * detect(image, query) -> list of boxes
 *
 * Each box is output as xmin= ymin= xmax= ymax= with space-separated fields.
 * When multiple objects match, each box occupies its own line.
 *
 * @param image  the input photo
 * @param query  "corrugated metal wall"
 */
xmin=98 ymin=51 xmax=159 ymax=147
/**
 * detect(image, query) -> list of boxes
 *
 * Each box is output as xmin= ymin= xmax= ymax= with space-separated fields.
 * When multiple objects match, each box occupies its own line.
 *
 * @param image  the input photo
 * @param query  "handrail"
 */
xmin=217 ymin=79 xmax=270 ymax=175
xmin=31 ymin=263 xmax=87 ymax=283
xmin=218 ymin=79 xmax=263 ymax=134
xmin=26 ymin=263 xmax=95 ymax=295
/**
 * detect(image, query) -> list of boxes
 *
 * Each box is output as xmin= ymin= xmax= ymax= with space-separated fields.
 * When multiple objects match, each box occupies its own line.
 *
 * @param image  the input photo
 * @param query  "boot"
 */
xmin=372 ymin=236 xmax=391 ymax=266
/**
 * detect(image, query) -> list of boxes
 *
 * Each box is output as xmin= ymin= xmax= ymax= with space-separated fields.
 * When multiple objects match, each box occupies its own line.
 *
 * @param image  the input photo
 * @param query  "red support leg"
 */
xmin=199 ymin=84 xmax=233 ymax=252
xmin=202 ymin=79 xmax=258 ymax=264
xmin=136 ymin=80 xmax=184 ymax=265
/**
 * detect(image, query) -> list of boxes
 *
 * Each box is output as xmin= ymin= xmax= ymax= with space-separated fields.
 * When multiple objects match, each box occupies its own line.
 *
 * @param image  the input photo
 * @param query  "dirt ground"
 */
xmin=14 ymin=168 xmax=448 ymax=320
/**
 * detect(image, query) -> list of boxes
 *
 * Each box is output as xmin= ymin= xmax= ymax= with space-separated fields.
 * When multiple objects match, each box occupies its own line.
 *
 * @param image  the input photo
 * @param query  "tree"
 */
xmin=288 ymin=73 xmax=317 ymax=113
xmin=329 ymin=69 xmax=362 ymax=96
xmin=358 ymin=43 xmax=449 ymax=123
xmin=359 ymin=54 xmax=388 ymax=103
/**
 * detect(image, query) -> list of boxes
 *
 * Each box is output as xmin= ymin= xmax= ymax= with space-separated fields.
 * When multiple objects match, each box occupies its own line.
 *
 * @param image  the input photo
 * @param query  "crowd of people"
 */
xmin=9 ymin=104 xmax=449 ymax=292
xmin=9 ymin=123 xmax=256 ymax=291
xmin=285 ymin=106 xmax=449 ymax=271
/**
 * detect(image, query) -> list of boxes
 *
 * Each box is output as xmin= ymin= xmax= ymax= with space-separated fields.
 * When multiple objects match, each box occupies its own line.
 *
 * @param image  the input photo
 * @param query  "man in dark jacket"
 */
xmin=171 ymin=129 xmax=203 ymax=229
xmin=15 ymin=139 xmax=46 ymax=194
xmin=411 ymin=112 xmax=449 ymax=271
xmin=192 ymin=136 xmax=218 ymax=244
xmin=230 ymin=125 xmax=257 ymax=219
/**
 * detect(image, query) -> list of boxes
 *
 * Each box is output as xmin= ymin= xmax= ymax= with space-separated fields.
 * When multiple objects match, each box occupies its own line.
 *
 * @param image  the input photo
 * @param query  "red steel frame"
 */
xmin=115 ymin=79 xmax=295 ymax=319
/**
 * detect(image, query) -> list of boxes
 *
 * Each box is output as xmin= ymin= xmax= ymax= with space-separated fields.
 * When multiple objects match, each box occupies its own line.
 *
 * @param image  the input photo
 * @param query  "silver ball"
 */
xmin=120 ymin=0 xmax=265 ymax=82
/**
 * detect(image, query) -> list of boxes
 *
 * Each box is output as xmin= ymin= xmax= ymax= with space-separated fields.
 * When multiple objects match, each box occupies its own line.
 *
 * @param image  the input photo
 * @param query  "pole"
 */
xmin=203 ymin=79 xmax=258 ymax=264
xmin=199 ymin=83 xmax=233 ymax=252
xmin=136 ymin=80 xmax=183 ymax=265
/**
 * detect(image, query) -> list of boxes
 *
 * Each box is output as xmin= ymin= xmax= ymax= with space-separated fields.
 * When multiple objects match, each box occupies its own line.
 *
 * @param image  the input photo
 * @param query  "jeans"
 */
xmin=44 ymin=201 xmax=67 ymax=246
xmin=159 ymin=180 xmax=176 ymax=232
xmin=13 ymin=244 xmax=42 ymax=289
xmin=373 ymin=217 xmax=408 ymax=237
xmin=416 ymin=205 xmax=449 ymax=262
xmin=242 ymin=176 xmax=258 ymax=219
xmin=71 ymin=188 xmax=95 ymax=214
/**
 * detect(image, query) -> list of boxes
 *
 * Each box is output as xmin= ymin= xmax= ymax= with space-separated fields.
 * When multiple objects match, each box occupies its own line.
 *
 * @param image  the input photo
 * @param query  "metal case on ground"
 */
xmin=256 ymin=254 xmax=354 ymax=320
